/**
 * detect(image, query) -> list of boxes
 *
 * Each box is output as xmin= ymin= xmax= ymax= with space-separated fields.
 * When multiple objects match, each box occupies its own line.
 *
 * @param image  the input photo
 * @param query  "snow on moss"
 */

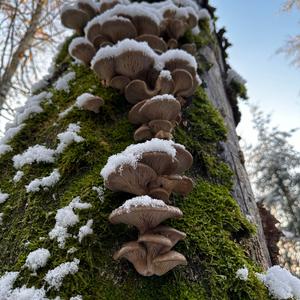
xmin=78 ymin=219 xmax=93 ymax=243
xmin=100 ymin=138 xmax=179 ymax=180
xmin=0 ymin=124 xmax=25 ymax=156
xmin=13 ymin=171 xmax=24 ymax=183
xmin=8 ymin=286 xmax=47 ymax=300
xmin=26 ymin=169 xmax=61 ymax=193
xmin=227 ymin=69 xmax=247 ymax=86
xmin=54 ymin=72 xmax=76 ymax=93
xmin=49 ymin=197 xmax=92 ymax=248
xmin=0 ymin=272 xmax=19 ymax=299
xmin=0 ymin=191 xmax=9 ymax=204
xmin=256 ymin=265 xmax=300 ymax=300
xmin=44 ymin=258 xmax=80 ymax=290
xmin=0 ymin=144 xmax=12 ymax=156
xmin=13 ymin=145 xmax=56 ymax=169
xmin=0 ymin=213 xmax=3 ymax=225
xmin=70 ymin=296 xmax=82 ymax=300
xmin=92 ymin=186 xmax=104 ymax=203
xmin=24 ymin=248 xmax=50 ymax=273
xmin=58 ymin=105 xmax=74 ymax=119
xmin=236 ymin=266 xmax=249 ymax=281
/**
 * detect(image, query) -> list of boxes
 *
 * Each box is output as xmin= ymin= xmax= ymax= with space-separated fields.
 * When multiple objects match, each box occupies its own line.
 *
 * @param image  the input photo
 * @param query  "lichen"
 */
xmin=0 ymin=28 xmax=270 ymax=300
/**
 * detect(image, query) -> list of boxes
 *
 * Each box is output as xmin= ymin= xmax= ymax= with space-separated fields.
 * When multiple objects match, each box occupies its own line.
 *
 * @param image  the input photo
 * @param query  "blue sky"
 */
xmin=211 ymin=0 xmax=300 ymax=150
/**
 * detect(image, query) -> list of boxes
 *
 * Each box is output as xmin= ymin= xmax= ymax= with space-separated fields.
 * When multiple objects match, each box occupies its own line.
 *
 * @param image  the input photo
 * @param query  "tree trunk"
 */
xmin=0 ymin=0 xmax=45 ymax=109
xmin=0 ymin=1 xmax=272 ymax=299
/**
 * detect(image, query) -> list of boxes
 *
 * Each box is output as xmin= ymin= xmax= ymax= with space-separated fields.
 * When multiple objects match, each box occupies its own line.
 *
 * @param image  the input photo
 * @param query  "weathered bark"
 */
xmin=0 ymin=0 xmax=45 ymax=109
xmin=199 ymin=44 xmax=272 ymax=269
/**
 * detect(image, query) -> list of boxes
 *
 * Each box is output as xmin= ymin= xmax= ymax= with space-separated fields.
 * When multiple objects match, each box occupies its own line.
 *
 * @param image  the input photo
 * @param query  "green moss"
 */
xmin=230 ymin=81 xmax=248 ymax=100
xmin=0 ymin=36 xmax=270 ymax=299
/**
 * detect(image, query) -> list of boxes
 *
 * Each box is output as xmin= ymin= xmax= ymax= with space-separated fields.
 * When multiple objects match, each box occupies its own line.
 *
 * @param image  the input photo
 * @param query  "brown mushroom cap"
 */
xmin=77 ymin=0 xmax=98 ymax=18
xmin=152 ymin=250 xmax=187 ymax=276
xmin=69 ymin=38 xmax=96 ymax=66
xmin=86 ymin=22 xmax=102 ymax=45
xmin=124 ymin=80 xmax=157 ymax=104
xmin=105 ymin=163 xmax=157 ymax=195
xmin=167 ymin=19 xmax=188 ymax=40
xmin=181 ymin=43 xmax=197 ymax=56
xmin=61 ymin=6 xmax=90 ymax=31
xmin=150 ymin=225 xmax=186 ymax=248
xmin=76 ymin=94 xmax=104 ymax=113
xmin=167 ymin=39 xmax=178 ymax=49
xmin=109 ymin=75 xmax=131 ymax=91
xmin=138 ymin=233 xmax=172 ymax=257
xmin=134 ymin=125 xmax=153 ymax=142
xmin=139 ymin=151 xmax=177 ymax=175
xmin=130 ymin=15 xmax=160 ymax=36
xmin=136 ymin=34 xmax=167 ymax=53
xmin=171 ymin=69 xmax=194 ymax=97
xmin=109 ymin=196 xmax=183 ymax=233
xmin=102 ymin=18 xmax=137 ymax=43
xmin=92 ymin=55 xmax=115 ymax=82
xmin=113 ymin=241 xmax=149 ymax=276
xmin=174 ymin=145 xmax=193 ymax=173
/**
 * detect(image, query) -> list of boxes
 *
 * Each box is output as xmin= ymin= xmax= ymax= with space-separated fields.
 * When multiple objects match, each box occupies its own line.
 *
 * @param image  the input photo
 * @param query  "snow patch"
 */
xmin=24 ymin=248 xmax=50 ymax=272
xmin=44 ymin=258 xmax=80 ymax=290
xmin=75 ymin=93 xmax=94 ymax=108
xmin=236 ymin=267 xmax=248 ymax=281
xmin=256 ymin=265 xmax=300 ymax=300
xmin=58 ymin=105 xmax=74 ymax=119
xmin=26 ymin=169 xmax=61 ymax=193
xmin=13 ymin=171 xmax=24 ymax=183
xmin=0 ymin=272 xmax=19 ymax=299
xmin=227 ymin=69 xmax=247 ymax=86
xmin=120 ymin=196 xmax=167 ymax=212
xmin=70 ymin=296 xmax=82 ymax=300
xmin=78 ymin=219 xmax=93 ymax=243
xmin=92 ymin=186 xmax=104 ymax=203
xmin=0 ymin=144 xmax=12 ymax=156
xmin=49 ymin=197 xmax=92 ymax=248
xmin=54 ymin=72 xmax=76 ymax=93
xmin=0 ymin=191 xmax=9 ymax=204
xmin=150 ymin=94 xmax=176 ymax=101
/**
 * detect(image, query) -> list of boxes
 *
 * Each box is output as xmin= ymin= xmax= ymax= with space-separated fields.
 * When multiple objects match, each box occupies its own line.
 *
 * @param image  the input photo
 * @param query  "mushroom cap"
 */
xmin=114 ymin=50 xmax=154 ymax=80
xmin=92 ymin=56 xmax=115 ymax=81
xmin=155 ymin=131 xmax=173 ymax=140
xmin=128 ymin=100 xmax=147 ymax=124
xmin=170 ymin=175 xmax=193 ymax=196
xmin=136 ymin=34 xmax=167 ymax=53
xmin=130 ymin=15 xmax=160 ymax=36
xmin=150 ymin=225 xmax=186 ymax=248
xmin=77 ymin=0 xmax=98 ymax=18
xmin=167 ymin=19 xmax=188 ymax=40
xmin=113 ymin=241 xmax=149 ymax=276
xmin=69 ymin=38 xmax=96 ymax=66
xmin=171 ymin=69 xmax=194 ymax=97
xmin=109 ymin=198 xmax=183 ymax=233
xmin=138 ymin=233 xmax=173 ymax=258
xmin=139 ymin=96 xmax=181 ymax=122
xmin=174 ymin=145 xmax=193 ymax=173
xmin=134 ymin=125 xmax=153 ymax=142
xmin=148 ymin=188 xmax=170 ymax=203
xmin=148 ymin=120 xmax=174 ymax=134
xmin=78 ymin=95 xmax=104 ymax=113
xmin=105 ymin=163 xmax=157 ymax=195
xmin=102 ymin=18 xmax=137 ymax=43
xmin=109 ymin=75 xmax=131 ymax=92
xmin=86 ymin=23 xmax=102 ymax=45
xmin=152 ymin=250 xmax=187 ymax=276
xmin=139 ymin=152 xmax=177 ymax=175
xmin=181 ymin=43 xmax=197 ymax=56
xmin=124 ymin=80 xmax=157 ymax=104
xmin=61 ymin=6 xmax=90 ymax=30
xmin=167 ymin=38 xmax=178 ymax=49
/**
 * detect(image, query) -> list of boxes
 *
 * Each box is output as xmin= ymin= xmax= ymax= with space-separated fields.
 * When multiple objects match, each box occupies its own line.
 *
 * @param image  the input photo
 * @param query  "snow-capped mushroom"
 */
xmin=76 ymin=93 xmax=104 ymax=113
xmin=109 ymin=196 xmax=183 ymax=233
xmin=77 ymin=0 xmax=98 ymax=18
xmin=152 ymin=250 xmax=187 ymax=276
xmin=136 ymin=34 xmax=167 ymax=53
xmin=113 ymin=241 xmax=149 ymax=276
xmin=105 ymin=163 xmax=157 ymax=195
xmin=69 ymin=37 xmax=96 ymax=66
xmin=92 ymin=56 xmax=115 ymax=83
xmin=85 ymin=22 xmax=102 ymax=45
xmin=61 ymin=4 xmax=90 ymax=32
xmin=130 ymin=15 xmax=160 ymax=36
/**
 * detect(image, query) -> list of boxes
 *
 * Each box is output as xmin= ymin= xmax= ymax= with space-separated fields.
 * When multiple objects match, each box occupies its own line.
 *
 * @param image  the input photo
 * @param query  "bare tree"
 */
xmin=0 ymin=0 xmax=64 ymax=115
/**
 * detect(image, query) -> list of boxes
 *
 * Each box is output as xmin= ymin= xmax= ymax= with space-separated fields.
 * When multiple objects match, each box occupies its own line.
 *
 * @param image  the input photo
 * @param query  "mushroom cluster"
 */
xmin=110 ymin=196 xmax=187 ymax=276
xmin=101 ymin=139 xmax=193 ymax=202
xmin=60 ymin=0 xmax=205 ymax=276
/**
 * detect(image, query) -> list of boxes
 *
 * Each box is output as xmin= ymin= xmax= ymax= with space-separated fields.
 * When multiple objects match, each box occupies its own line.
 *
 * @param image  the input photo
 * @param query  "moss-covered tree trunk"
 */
xmin=0 ymin=1 xmax=273 ymax=299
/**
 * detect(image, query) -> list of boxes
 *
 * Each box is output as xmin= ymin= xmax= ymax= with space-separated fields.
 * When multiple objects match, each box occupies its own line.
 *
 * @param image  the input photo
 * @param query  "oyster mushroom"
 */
xmin=75 ymin=93 xmax=104 ymax=113
xmin=68 ymin=37 xmax=96 ymax=66
xmin=136 ymin=34 xmax=167 ymax=54
xmin=109 ymin=196 xmax=183 ymax=233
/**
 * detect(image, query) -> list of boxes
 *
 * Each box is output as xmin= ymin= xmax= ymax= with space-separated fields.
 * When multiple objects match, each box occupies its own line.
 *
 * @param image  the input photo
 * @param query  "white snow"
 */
xmin=69 ymin=37 xmax=94 ymax=57
xmin=75 ymin=93 xmax=94 ymax=108
xmin=13 ymin=171 xmax=24 ymax=183
xmin=26 ymin=169 xmax=61 ymax=193
xmin=70 ymin=296 xmax=82 ymax=300
xmin=256 ymin=265 xmax=300 ymax=300
xmin=0 ymin=144 xmax=12 ymax=156
xmin=58 ymin=105 xmax=74 ymax=119
xmin=236 ymin=267 xmax=249 ymax=281
xmin=101 ymin=138 xmax=179 ymax=180
xmin=0 ymin=124 xmax=25 ymax=145
xmin=56 ymin=123 xmax=84 ymax=154
xmin=49 ymin=197 xmax=92 ymax=248
xmin=198 ymin=8 xmax=211 ymax=20
xmin=227 ymin=69 xmax=247 ymax=86
xmin=31 ymin=78 xmax=49 ymax=94
xmin=44 ymin=258 xmax=80 ymax=290
xmin=191 ymin=25 xmax=200 ymax=35
xmin=13 ymin=145 xmax=56 ymax=169
xmin=67 ymin=247 xmax=78 ymax=254
xmin=119 ymin=195 xmax=167 ymax=212
xmin=172 ymin=0 xmax=200 ymax=12
xmin=7 ymin=286 xmax=47 ymax=300
xmin=78 ymin=219 xmax=93 ymax=243
xmin=54 ymin=72 xmax=76 ymax=93
xmin=91 ymin=38 xmax=158 ymax=66
xmin=159 ymin=70 xmax=172 ymax=81
xmin=0 ymin=191 xmax=9 ymax=204
xmin=150 ymin=94 xmax=176 ymax=101
xmin=0 ymin=272 xmax=19 ymax=299
xmin=24 ymin=248 xmax=50 ymax=272
xmin=92 ymin=186 xmax=104 ymax=203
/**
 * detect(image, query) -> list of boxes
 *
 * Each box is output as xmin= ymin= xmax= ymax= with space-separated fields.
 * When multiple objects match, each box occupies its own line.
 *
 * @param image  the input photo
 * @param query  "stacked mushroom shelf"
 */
xmin=60 ymin=0 xmax=206 ymax=276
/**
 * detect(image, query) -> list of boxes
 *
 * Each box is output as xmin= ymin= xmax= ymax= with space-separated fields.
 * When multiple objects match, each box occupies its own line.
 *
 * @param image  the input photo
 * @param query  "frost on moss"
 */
xmin=0 ymin=32 xmax=270 ymax=299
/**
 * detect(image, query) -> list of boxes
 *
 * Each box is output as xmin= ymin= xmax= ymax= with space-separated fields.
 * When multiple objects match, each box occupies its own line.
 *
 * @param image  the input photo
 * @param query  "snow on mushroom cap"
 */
xmin=91 ymin=38 xmax=158 ymax=65
xmin=159 ymin=49 xmax=197 ymax=70
xmin=100 ymin=138 xmax=183 ymax=180
xmin=119 ymin=196 xmax=167 ymax=212
xmin=150 ymin=94 xmax=176 ymax=101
